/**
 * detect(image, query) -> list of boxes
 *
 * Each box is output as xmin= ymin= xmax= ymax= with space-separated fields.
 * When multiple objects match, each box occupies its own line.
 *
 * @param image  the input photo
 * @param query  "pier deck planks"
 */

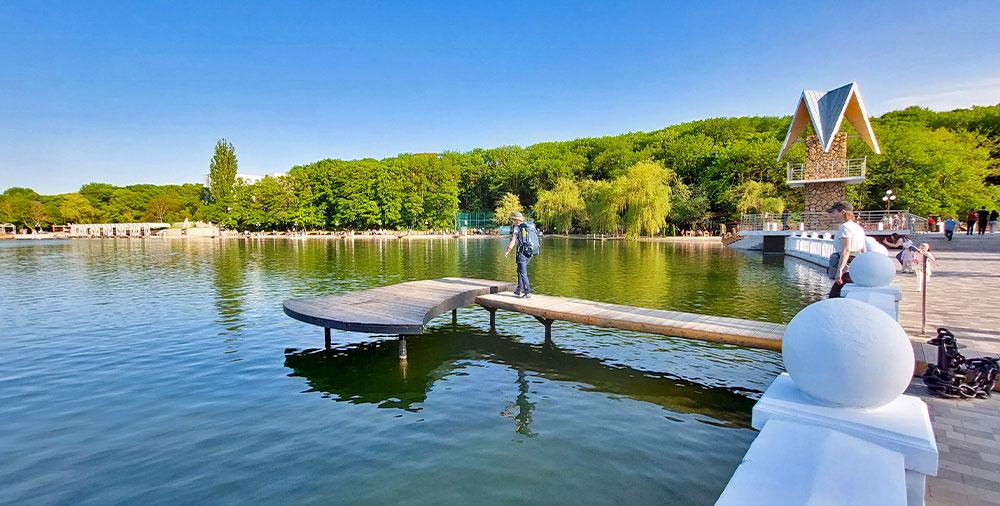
xmin=283 ymin=277 xmax=516 ymax=335
xmin=476 ymin=293 xmax=786 ymax=351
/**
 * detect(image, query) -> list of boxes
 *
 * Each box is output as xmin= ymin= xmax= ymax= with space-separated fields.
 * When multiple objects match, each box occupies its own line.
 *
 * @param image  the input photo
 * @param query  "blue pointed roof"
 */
xmin=777 ymin=82 xmax=880 ymax=161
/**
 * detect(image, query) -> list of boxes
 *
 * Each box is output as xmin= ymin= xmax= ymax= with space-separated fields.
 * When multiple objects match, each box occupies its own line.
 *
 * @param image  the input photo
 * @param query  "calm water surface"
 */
xmin=0 ymin=238 xmax=829 ymax=505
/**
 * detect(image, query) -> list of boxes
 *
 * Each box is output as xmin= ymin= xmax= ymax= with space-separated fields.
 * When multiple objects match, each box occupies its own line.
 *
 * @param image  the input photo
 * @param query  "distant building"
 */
xmin=203 ymin=172 xmax=288 ymax=188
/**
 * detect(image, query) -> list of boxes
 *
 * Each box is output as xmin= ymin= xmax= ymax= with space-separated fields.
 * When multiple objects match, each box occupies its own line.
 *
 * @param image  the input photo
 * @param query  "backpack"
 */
xmin=517 ymin=221 xmax=540 ymax=256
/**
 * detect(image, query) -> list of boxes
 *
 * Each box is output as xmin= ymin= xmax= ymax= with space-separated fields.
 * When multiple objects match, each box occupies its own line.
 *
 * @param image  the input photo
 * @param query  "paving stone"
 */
xmin=906 ymin=376 xmax=1000 ymax=506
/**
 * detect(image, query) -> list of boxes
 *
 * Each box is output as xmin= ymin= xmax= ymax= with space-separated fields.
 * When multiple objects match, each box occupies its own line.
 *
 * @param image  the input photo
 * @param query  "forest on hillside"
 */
xmin=2 ymin=104 xmax=998 ymax=236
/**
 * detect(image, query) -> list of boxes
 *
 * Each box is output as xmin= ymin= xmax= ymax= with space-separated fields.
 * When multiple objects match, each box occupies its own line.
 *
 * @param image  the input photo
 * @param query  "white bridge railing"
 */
xmin=740 ymin=210 xmax=920 ymax=232
xmin=786 ymin=234 xmax=836 ymax=264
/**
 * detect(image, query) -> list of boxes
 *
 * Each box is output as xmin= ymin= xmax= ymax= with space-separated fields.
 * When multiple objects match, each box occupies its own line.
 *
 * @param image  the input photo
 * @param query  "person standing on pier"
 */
xmin=827 ymin=201 xmax=867 ymax=298
xmin=504 ymin=212 xmax=533 ymax=298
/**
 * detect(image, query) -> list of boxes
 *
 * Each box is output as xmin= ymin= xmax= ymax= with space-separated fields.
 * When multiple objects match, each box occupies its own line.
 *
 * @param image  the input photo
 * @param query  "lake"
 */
xmin=0 ymin=237 xmax=829 ymax=505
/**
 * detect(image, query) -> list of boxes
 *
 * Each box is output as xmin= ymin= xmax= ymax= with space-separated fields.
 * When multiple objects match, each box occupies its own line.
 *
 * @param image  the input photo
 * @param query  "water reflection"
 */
xmin=284 ymin=324 xmax=756 ymax=430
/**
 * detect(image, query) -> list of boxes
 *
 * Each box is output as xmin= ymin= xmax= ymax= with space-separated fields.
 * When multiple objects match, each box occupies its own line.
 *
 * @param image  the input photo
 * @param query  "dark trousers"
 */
xmin=979 ymin=220 xmax=988 ymax=235
xmin=945 ymin=229 xmax=954 ymax=241
xmin=967 ymin=220 xmax=976 ymax=234
xmin=829 ymin=255 xmax=855 ymax=298
xmin=829 ymin=272 xmax=854 ymax=298
xmin=515 ymin=251 xmax=532 ymax=295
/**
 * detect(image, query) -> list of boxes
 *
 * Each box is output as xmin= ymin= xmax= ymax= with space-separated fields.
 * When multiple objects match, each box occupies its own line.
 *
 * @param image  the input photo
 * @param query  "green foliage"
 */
xmin=6 ymin=103 xmax=1000 ymax=233
xmin=60 ymin=193 xmax=99 ymax=223
xmin=733 ymin=181 xmax=785 ymax=215
xmin=208 ymin=139 xmax=238 ymax=224
xmin=494 ymin=193 xmax=522 ymax=226
xmin=580 ymin=179 xmax=619 ymax=234
xmin=534 ymin=178 xmax=585 ymax=234
xmin=613 ymin=160 xmax=673 ymax=238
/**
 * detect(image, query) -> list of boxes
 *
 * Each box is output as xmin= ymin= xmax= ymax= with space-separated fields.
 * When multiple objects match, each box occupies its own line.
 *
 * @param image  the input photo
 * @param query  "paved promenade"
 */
xmin=892 ymin=232 xmax=1000 ymax=357
xmin=890 ymin=232 xmax=1000 ymax=505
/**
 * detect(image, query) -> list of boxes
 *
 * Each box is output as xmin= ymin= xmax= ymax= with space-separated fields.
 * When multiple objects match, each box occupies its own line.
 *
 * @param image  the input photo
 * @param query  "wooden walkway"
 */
xmin=283 ymin=277 xmax=515 ymax=336
xmin=476 ymin=293 xmax=786 ymax=351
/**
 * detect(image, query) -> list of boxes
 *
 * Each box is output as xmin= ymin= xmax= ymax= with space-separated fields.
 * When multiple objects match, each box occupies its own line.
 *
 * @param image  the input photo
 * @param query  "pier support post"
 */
xmin=533 ymin=316 xmax=554 ymax=341
xmin=324 ymin=327 xmax=331 ymax=350
xmin=453 ymin=308 xmax=458 ymax=325
xmin=399 ymin=335 xmax=408 ymax=361
xmin=479 ymin=305 xmax=497 ymax=332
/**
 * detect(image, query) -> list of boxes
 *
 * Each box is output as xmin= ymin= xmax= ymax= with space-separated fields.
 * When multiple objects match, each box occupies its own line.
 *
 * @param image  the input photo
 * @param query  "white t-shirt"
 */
xmin=834 ymin=221 xmax=866 ymax=254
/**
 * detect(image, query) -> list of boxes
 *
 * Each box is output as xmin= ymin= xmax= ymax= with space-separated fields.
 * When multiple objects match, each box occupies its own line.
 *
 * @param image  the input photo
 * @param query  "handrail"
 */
xmin=787 ymin=157 xmax=866 ymax=183
xmin=739 ymin=210 xmax=918 ymax=232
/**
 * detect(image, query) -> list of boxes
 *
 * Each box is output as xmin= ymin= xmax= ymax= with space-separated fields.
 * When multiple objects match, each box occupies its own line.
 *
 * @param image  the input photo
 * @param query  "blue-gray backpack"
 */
xmin=518 ymin=221 xmax=540 ymax=256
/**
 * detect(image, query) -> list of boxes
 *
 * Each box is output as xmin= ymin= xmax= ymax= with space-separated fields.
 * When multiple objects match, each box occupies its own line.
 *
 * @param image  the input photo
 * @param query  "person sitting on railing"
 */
xmin=826 ymin=201 xmax=867 ymax=298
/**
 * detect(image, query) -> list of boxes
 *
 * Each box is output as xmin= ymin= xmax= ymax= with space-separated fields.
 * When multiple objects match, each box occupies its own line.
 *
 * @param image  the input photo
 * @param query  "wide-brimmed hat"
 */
xmin=825 ymin=201 xmax=854 ymax=213
xmin=511 ymin=212 xmax=525 ymax=221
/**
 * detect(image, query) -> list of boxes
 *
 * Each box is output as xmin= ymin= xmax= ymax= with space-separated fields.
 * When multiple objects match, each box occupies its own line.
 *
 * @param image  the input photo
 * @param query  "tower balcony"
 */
xmin=786 ymin=157 xmax=866 ymax=187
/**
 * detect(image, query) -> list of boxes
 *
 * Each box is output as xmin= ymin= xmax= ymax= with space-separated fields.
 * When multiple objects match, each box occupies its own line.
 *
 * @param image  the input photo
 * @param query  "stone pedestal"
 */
xmin=842 ymin=285 xmax=903 ymax=320
xmin=752 ymin=374 xmax=938 ymax=505
xmin=716 ymin=419 xmax=907 ymax=505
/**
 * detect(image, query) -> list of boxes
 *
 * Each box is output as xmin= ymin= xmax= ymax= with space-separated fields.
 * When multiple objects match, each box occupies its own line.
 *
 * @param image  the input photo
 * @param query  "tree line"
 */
xmin=3 ymin=104 xmax=998 ymax=235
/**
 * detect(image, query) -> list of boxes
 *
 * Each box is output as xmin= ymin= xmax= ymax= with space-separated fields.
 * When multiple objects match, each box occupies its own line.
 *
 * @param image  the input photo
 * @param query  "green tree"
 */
xmin=494 ymin=192 xmax=522 ymax=226
xmin=534 ymin=178 xmax=584 ymax=234
xmin=59 ymin=193 xmax=99 ymax=223
xmin=613 ymin=160 xmax=673 ymax=238
xmin=143 ymin=196 xmax=179 ymax=222
xmin=208 ymin=139 xmax=238 ymax=224
xmin=580 ymin=179 xmax=619 ymax=234
xmin=733 ymin=180 xmax=785 ymax=215
xmin=27 ymin=200 xmax=49 ymax=230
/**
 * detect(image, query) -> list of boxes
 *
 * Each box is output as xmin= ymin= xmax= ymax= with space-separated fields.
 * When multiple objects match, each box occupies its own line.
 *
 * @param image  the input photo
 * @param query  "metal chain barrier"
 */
xmin=922 ymin=328 xmax=999 ymax=399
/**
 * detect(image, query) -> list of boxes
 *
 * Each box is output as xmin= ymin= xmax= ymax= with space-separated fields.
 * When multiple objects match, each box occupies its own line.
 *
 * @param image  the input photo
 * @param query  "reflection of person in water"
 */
xmin=500 ymin=368 xmax=537 ymax=436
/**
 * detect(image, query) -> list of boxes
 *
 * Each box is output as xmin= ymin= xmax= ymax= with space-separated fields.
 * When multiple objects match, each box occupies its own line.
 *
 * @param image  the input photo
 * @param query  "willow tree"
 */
xmin=534 ymin=178 xmax=584 ymax=234
xmin=734 ymin=180 xmax=784 ymax=215
xmin=614 ymin=160 xmax=673 ymax=238
xmin=580 ymin=179 xmax=619 ymax=234
xmin=494 ymin=192 xmax=522 ymax=226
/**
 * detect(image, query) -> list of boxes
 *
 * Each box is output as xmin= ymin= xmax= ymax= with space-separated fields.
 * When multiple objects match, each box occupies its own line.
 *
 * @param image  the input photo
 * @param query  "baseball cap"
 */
xmin=825 ymin=201 xmax=854 ymax=213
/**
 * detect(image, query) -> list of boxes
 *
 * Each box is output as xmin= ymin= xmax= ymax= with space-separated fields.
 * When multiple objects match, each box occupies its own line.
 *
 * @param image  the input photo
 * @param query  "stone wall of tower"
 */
xmin=802 ymin=132 xmax=848 ymax=228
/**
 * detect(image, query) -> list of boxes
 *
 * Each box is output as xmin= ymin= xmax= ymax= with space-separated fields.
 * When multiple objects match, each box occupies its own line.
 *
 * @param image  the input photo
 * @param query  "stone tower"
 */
xmin=777 ymin=83 xmax=880 ymax=224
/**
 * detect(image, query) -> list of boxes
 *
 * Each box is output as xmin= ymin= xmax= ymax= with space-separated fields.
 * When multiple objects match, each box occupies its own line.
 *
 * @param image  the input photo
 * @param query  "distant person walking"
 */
xmin=781 ymin=208 xmax=790 ymax=230
xmin=990 ymin=210 xmax=999 ymax=233
xmin=943 ymin=216 xmax=957 ymax=242
xmin=827 ymin=201 xmax=867 ymax=298
xmin=977 ymin=207 xmax=990 ymax=235
xmin=504 ymin=212 xmax=533 ymax=298
xmin=966 ymin=209 xmax=977 ymax=235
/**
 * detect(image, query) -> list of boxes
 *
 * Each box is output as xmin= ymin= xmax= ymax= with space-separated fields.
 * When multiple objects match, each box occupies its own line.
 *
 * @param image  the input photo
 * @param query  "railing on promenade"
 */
xmin=786 ymin=157 xmax=866 ymax=184
xmin=739 ymin=210 xmax=919 ymax=232
xmin=786 ymin=233 xmax=836 ymax=261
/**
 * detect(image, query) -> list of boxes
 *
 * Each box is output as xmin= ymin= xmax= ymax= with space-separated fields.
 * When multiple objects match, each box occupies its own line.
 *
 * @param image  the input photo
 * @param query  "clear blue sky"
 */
xmin=1 ymin=1 xmax=998 ymax=195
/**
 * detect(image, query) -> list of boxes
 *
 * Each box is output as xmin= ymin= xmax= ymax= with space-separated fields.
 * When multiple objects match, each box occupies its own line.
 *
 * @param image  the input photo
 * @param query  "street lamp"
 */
xmin=882 ymin=190 xmax=897 ymax=210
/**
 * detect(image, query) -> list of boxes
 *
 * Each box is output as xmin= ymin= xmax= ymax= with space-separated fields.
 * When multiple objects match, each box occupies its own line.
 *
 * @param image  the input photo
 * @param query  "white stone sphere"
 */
xmin=782 ymin=298 xmax=914 ymax=408
xmin=850 ymin=251 xmax=896 ymax=287
xmin=864 ymin=237 xmax=889 ymax=257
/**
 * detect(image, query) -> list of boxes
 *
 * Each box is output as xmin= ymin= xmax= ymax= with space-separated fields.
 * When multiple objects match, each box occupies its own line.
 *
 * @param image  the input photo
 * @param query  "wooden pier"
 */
xmin=475 ymin=293 xmax=786 ymax=351
xmin=283 ymin=277 xmax=515 ymax=345
xmin=283 ymin=277 xmax=786 ymax=351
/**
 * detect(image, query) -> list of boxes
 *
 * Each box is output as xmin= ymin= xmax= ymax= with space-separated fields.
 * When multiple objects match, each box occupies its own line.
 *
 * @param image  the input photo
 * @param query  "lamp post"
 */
xmin=882 ymin=190 xmax=897 ymax=210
